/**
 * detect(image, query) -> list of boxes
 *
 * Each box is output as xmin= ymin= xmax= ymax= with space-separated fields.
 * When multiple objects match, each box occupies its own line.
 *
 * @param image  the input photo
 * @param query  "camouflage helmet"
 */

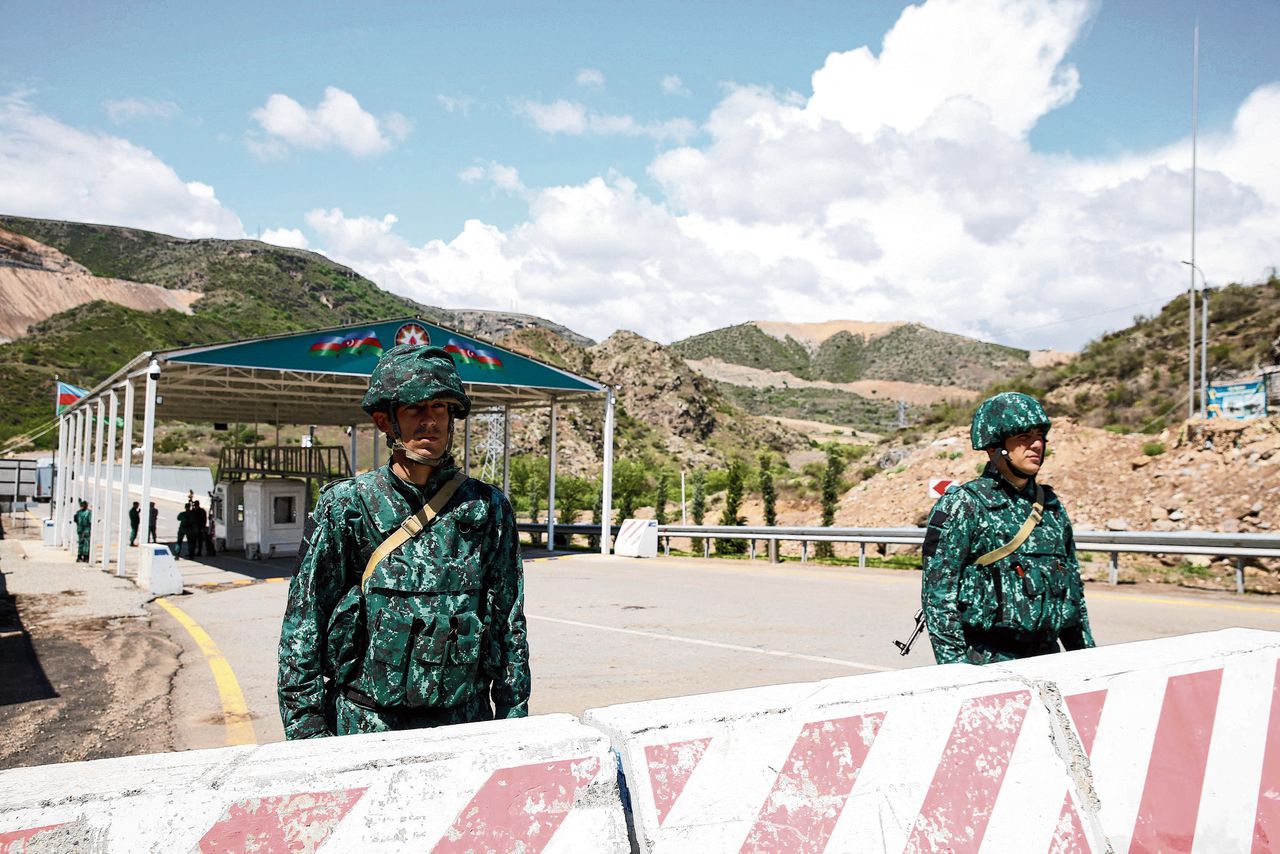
xmin=361 ymin=345 xmax=471 ymax=418
xmin=970 ymin=391 xmax=1050 ymax=450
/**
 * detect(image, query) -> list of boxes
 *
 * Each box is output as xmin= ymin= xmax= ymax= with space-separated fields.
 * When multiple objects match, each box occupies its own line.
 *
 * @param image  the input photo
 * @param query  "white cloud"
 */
xmin=437 ymin=94 xmax=474 ymax=115
xmin=517 ymin=99 xmax=696 ymax=143
xmin=576 ymin=68 xmax=605 ymax=88
xmin=104 ymin=97 xmax=180 ymax=123
xmin=305 ymin=0 xmax=1280 ymax=351
xmin=460 ymin=160 xmax=527 ymax=196
xmin=248 ymin=86 xmax=406 ymax=157
xmin=0 ymin=94 xmax=244 ymax=239
xmin=661 ymin=74 xmax=689 ymax=96
xmin=260 ymin=227 xmax=309 ymax=249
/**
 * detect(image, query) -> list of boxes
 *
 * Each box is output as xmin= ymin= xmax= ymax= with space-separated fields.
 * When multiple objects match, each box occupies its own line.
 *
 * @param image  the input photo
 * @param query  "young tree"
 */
xmin=588 ymin=480 xmax=602 ymax=551
xmin=654 ymin=472 xmax=669 ymax=525
xmin=690 ymin=469 xmax=706 ymax=554
xmin=816 ymin=446 xmax=846 ymax=559
xmin=556 ymin=475 xmax=593 ymax=548
xmin=716 ymin=459 xmax=748 ymax=555
xmin=759 ymin=453 xmax=776 ymax=527
xmin=613 ymin=458 xmax=646 ymax=521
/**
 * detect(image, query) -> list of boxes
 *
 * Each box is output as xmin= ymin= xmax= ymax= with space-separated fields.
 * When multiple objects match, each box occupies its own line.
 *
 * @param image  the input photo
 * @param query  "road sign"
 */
xmin=928 ymin=478 xmax=954 ymax=498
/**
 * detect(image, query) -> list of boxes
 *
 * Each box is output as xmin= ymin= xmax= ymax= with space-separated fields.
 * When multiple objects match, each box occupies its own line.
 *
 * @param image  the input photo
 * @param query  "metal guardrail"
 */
xmin=515 ymin=520 xmax=1279 ymax=594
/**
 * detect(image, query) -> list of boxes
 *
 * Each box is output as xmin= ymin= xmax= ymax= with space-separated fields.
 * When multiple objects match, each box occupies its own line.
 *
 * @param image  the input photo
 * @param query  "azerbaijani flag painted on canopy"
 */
xmin=444 ymin=339 xmax=503 ymax=370
xmin=56 ymin=381 xmax=87 ymax=414
xmin=309 ymin=330 xmax=383 ymax=358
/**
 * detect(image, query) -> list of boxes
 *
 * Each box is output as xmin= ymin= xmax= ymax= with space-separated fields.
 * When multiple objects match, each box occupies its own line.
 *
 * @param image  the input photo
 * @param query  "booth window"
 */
xmin=273 ymin=495 xmax=296 ymax=525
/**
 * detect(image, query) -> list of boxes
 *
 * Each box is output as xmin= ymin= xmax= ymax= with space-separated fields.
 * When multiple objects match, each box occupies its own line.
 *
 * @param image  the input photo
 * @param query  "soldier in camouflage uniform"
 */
xmin=278 ymin=344 xmax=530 ymax=739
xmin=74 ymin=500 xmax=92 ymax=562
xmin=921 ymin=392 xmax=1094 ymax=665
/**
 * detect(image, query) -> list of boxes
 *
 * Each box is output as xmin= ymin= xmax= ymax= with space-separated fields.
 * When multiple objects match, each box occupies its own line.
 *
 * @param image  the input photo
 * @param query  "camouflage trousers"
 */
xmin=323 ymin=686 xmax=494 ymax=735
xmin=961 ymin=627 xmax=1060 ymax=665
xmin=76 ymin=533 xmax=91 ymax=561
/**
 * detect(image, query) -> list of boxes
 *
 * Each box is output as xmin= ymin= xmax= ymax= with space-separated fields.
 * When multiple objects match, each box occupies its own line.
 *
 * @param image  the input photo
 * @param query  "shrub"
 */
xmin=1142 ymin=442 xmax=1165 ymax=456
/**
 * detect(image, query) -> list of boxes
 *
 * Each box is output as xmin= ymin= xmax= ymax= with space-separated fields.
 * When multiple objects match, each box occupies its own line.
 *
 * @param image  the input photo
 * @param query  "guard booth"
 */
xmin=214 ymin=445 xmax=349 ymax=559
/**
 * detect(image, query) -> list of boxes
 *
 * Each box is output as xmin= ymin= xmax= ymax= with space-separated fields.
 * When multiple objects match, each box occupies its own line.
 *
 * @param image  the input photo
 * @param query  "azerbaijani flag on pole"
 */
xmin=56 ymin=381 xmax=87 ymax=415
xmin=309 ymin=335 xmax=345 ymax=357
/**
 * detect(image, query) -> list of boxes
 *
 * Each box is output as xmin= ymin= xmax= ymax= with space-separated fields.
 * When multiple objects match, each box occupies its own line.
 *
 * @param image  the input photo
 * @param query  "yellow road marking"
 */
xmin=155 ymin=597 xmax=257 ymax=746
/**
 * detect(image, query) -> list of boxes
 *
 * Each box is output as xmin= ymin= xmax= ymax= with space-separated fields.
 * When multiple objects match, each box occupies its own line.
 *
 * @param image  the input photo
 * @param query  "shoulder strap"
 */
xmin=361 ymin=471 xmax=467 ymax=593
xmin=973 ymin=484 xmax=1044 ymax=567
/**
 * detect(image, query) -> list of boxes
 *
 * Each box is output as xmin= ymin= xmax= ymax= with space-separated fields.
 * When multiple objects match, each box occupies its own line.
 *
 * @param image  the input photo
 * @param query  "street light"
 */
xmin=1182 ymin=260 xmax=1209 ymax=416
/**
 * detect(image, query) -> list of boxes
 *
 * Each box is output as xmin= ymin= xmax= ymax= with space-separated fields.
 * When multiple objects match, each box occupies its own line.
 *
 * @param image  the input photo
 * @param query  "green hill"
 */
xmin=671 ymin=320 xmax=1031 ymax=388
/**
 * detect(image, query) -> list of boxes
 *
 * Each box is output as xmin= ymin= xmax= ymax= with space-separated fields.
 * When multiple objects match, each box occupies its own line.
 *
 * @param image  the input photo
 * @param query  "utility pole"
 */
xmin=1188 ymin=20 xmax=1200 ymax=419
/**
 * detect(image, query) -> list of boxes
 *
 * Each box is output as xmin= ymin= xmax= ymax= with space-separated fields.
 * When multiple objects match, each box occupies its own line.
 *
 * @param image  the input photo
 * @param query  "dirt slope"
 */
xmin=0 ymin=228 xmax=200 ymax=342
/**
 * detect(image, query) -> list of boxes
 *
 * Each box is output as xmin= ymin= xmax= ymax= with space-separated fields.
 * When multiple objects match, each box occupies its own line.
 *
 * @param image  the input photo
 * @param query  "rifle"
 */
xmin=894 ymin=609 xmax=927 ymax=656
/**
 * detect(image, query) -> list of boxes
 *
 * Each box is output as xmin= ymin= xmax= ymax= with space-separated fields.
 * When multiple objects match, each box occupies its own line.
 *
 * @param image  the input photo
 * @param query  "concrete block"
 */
xmin=994 ymin=628 xmax=1280 ymax=853
xmin=137 ymin=543 xmax=182 ymax=596
xmin=587 ymin=665 xmax=1078 ymax=853
xmin=0 ymin=714 xmax=629 ymax=852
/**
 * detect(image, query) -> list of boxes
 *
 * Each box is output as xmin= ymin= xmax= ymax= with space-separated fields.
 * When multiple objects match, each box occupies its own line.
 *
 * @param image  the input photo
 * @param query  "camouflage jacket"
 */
xmin=921 ymin=463 xmax=1094 ymax=664
xmin=278 ymin=457 xmax=530 ymax=739
xmin=74 ymin=509 xmax=91 ymax=536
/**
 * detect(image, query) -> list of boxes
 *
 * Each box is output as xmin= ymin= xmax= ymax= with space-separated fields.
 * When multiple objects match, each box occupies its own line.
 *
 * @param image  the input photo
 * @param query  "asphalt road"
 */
xmin=157 ymin=550 xmax=1280 ymax=749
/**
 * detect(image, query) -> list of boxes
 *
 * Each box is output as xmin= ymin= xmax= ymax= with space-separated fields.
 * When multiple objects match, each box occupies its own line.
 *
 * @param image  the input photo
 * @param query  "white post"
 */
xmin=681 ymin=469 xmax=687 ymax=525
xmin=138 ymin=360 xmax=159 ymax=590
xmin=78 ymin=408 xmax=91 ymax=510
xmin=102 ymin=389 xmax=119 ymax=572
xmin=91 ymin=397 xmax=106 ymax=560
xmin=502 ymin=404 xmax=511 ymax=496
xmin=116 ymin=380 xmax=135 ymax=573
xmin=371 ymin=428 xmax=379 ymax=469
xmin=349 ymin=425 xmax=358 ymax=476
xmin=53 ymin=415 xmax=69 ymax=546
xmin=600 ymin=388 xmax=615 ymax=556
xmin=63 ymin=411 xmax=81 ymax=548
xmin=547 ymin=400 xmax=557 ymax=549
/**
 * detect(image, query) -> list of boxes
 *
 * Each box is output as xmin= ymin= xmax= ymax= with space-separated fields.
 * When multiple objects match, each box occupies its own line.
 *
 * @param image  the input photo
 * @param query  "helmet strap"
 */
xmin=998 ymin=447 xmax=1037 ymax=481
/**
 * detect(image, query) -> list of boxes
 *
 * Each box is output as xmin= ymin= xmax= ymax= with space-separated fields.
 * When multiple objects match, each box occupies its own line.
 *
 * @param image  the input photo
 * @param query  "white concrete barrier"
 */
xmin=137 ymin=543 xmax=182 ymax=596
xmin=615 ymin=518 xmax=658 ymax=558
xmin=586 ymin=629 xmax=1280 ymax=853
xmin=0 ymin=714 xmax=630 ymax=853
xmin=995 ymin=627 xmax=1280 ymax=853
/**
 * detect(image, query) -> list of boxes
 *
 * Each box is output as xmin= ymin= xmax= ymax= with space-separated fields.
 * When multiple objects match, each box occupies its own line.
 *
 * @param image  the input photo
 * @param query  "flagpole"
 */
xmin=1188 ymin=20 xmax=1199 ymax=419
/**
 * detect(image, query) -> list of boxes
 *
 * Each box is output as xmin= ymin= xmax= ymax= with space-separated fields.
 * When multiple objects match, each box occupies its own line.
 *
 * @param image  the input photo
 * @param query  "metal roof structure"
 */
xmin=81 ymin=316 xmax=605 ymax=426
xmin=51 ymin=317 xmax=619 ymax=577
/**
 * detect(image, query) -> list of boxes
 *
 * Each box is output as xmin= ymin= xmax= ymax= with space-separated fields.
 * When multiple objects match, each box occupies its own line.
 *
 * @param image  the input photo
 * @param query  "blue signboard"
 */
xmin=1207 ymin=379 xmax=1267 ymax=421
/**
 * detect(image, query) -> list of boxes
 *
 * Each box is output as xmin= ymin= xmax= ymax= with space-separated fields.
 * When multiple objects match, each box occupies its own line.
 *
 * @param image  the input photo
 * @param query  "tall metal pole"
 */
xmin=102 ymin=389 xmax=119 ymax=572
xmin=600 ymin=388 xmax=615 ymax=556
xmin=1201 ymin=287 xmax=1209 ymax=413
xmin=547 ymin=400 xmax=557 ymax=549
xmin=92 ymin=397 xmax=106 ymax=560
xmin=348 ymin=425 xmax=358 ymax=476
xmin=1188 ymin=20 xmax=1199 ymax=419
xmin=78 ymin=408 xmax=92 ymax=512
xmin=116 ymin=380 xmax=135 ymax=574
xmin=53 ymin=415 xmax=69 ymax=547
xmin=502 ymin=404 xmax=511 ymax=496
xmin=464 ymin=415 xmax=471 ymax=475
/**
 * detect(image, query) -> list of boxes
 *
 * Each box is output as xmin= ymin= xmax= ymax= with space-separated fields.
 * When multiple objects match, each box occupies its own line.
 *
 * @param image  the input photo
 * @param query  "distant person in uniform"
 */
xmin=277 ymin=344 xmax=529 ymax=739
xmin=205 ymin=511 xmax=218 ymax=556
xmin=147 ymin=501 xmax=158 ymax=543
xmin=921 ymin=392 xmax=1094 ymax=664
xmin=128 ymin=501 xmax=141 ymax=547
xmin=74 ymin=500 xmax=92 ymax=562
xmin=189 ymin=500 xmax=207 ymax=557
xmin=176 ymin=504 xmax=190 ymax=557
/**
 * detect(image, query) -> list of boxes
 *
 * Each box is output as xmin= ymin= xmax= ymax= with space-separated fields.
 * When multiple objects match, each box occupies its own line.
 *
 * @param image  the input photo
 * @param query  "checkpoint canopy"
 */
xmin=51 ymin=317 xmax=619 ymax=581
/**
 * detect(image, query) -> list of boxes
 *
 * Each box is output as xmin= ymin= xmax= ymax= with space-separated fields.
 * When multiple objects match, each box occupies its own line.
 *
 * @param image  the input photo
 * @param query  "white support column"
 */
xmin=116 ymin=380 xmax=135 ymax=574
xmin=349 ymin=425 xmax=358 ymax=476
xmin=463 ymin=415 xmax=471 ymax=475
xmin=63 ymin=411 xmax=81 ymax=548
xmin=600 ymin=388 xmax=615 ymax=556
xmin=547 ymin=400 xmax=557 ymax=548
xmin=77 ymin=409 xmax=91 ymax=510
xmin=91 ymin=397 xmax=106 ymax=560
xmin=53 ymin=415 xmax=69 ymax=547
xmin=102 ymin=390 xmax=119 ymax=572
xmin=372 ymin=428 xmax=379 ymax=470
xmin=502 ymin=404 xmax=511 ymax=496
xmin=138 ymin=360 xmax=159 ymax=590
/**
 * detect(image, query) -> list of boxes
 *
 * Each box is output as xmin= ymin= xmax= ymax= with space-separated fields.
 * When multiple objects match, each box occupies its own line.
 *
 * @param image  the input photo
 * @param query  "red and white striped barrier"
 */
xmin=0 ymin=714 xmax=629 ymax=853
xmin=586 ymin=629 xmax=1280 ymax=853
xmin=998 ymin=627 xmax=1280 ymax=853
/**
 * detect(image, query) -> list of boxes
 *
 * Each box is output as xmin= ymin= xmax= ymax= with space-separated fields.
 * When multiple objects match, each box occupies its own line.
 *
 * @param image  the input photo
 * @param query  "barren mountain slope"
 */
xmin=0 ymin=228 xmax=199 ymax=342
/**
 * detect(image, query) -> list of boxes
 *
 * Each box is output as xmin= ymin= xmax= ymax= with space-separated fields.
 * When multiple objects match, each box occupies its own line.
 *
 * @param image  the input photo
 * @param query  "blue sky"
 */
xmin=3 ymin=0 xmax=1278 ymax=350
